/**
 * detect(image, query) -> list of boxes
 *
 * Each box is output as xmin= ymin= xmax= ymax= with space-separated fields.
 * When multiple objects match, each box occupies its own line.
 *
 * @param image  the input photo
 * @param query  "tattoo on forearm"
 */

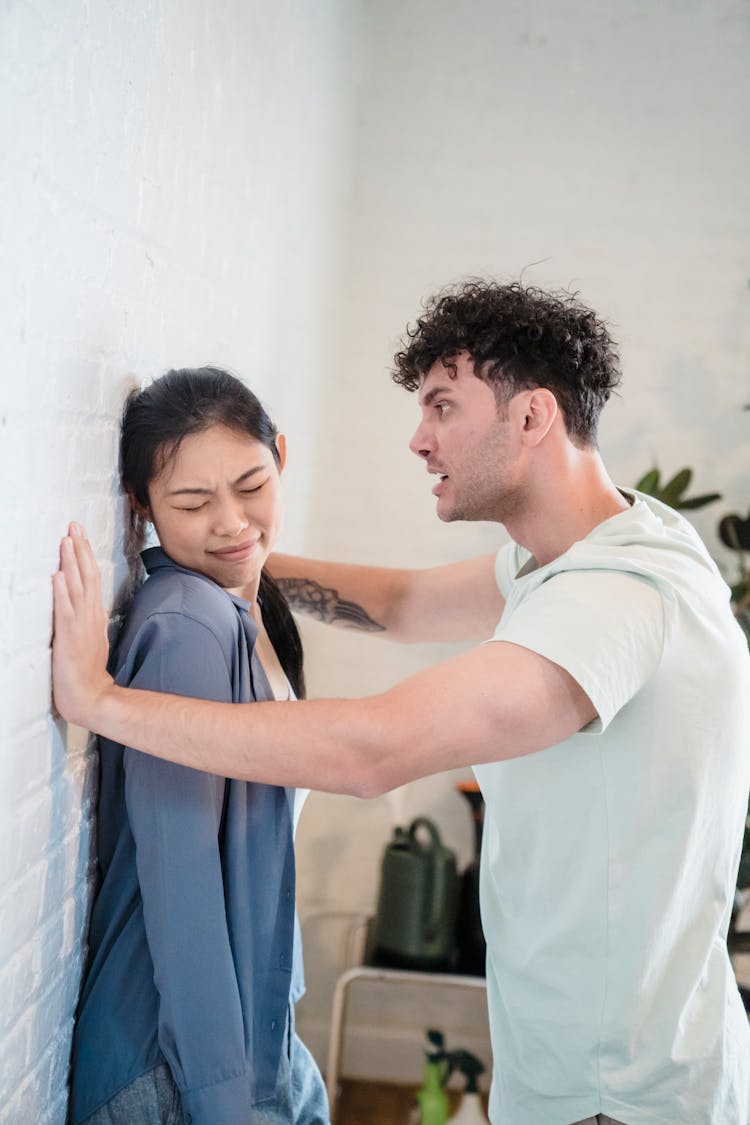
xmin=277 ymin=578 xmax=386 ymax=633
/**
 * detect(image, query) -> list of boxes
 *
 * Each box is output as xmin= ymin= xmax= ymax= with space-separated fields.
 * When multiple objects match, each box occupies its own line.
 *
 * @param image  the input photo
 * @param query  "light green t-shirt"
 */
xmin=474 ymin=493 xmax=750 ymax=1125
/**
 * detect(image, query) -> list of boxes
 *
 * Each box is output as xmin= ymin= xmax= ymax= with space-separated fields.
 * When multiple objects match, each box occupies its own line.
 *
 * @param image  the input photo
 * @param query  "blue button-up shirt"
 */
xmin=70 ymin=548 xmax=303 ymax=1124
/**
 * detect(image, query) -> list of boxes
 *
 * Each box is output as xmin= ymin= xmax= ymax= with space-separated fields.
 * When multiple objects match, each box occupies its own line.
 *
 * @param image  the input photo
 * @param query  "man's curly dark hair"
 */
xmin=393 ymin=280 xmax=621 ymax=447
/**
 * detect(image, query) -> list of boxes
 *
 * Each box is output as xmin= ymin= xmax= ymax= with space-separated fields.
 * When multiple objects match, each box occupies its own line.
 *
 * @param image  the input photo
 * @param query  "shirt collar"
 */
xmin=141 ymin=546 xmax=252 ymax=613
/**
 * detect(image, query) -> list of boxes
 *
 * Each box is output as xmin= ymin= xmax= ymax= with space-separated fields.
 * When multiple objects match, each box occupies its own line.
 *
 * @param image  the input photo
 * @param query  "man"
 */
xmin=53 ymin=281 xmax=750 ymax=1125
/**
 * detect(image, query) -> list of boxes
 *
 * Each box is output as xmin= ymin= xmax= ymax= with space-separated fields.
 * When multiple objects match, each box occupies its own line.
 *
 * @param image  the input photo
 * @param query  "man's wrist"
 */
xmin=74 ymin=674 xmax=117 ymax=734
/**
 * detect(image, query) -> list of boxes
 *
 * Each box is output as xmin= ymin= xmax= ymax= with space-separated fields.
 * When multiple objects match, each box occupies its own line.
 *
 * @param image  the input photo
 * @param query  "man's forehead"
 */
xmin=418 ymin=353 xmax=472 ymax=403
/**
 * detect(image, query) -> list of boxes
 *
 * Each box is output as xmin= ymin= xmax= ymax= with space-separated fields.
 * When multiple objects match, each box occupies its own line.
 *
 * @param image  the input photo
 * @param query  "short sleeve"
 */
xmin=490 ymin=569 xmax=665 ymax=733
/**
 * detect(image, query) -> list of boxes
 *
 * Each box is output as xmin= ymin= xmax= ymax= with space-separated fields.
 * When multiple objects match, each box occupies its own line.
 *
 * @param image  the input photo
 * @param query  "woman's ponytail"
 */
xmin=259 ymin=570 xmax=306 ymax=700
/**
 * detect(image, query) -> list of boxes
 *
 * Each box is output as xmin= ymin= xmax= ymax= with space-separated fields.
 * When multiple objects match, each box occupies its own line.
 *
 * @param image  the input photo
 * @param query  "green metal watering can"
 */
xmin=372 ymin=817 xmax=459 ymax=971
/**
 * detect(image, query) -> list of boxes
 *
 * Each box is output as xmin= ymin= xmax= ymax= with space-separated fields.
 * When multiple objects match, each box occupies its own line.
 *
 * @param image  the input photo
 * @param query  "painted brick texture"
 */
xmin=0 ymin=0 xmax=356 ymax=1119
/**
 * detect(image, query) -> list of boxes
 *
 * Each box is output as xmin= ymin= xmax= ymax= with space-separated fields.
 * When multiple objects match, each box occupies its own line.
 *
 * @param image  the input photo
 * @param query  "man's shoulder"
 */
xmin=546 ymin=496 xmax=721 ymax=592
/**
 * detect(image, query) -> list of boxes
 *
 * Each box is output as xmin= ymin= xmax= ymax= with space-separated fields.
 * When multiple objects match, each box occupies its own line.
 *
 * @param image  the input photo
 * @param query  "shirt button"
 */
xmin=286 ymin=887 xmax=292 ymax=900
xmin=271 ymin=1019 xmax=276 ymax=1031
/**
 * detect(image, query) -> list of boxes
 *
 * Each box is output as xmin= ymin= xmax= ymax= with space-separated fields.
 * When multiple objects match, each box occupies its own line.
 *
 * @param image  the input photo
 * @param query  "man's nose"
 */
xmin=409 ymin=419 xmax=433 ymax=459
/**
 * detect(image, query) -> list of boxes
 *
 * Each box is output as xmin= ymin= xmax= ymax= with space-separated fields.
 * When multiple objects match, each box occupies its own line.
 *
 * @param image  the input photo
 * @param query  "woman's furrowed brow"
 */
xmin=233 ymin=466 xmax=265 ymax=485
xmin=166 ymin=466 xmax=265 ymax=496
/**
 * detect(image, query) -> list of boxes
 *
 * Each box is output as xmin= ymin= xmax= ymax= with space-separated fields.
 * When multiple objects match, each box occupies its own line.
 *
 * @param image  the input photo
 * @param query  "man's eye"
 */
xmin=241 ymin=482 xmax=266 ymax=494
xmin=177 ymin=503 xmax=207 ymax=512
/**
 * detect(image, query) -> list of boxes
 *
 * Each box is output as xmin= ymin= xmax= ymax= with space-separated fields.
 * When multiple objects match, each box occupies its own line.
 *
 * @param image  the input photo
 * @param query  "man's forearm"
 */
xmin=82 ymin=639 xmax=593 ymax=797
xmin=272 ymin=573 xmax=387 ymax=633
xmin=267 ymin=553 xmax=400 ymax=634
xmin=89 ymin=685 xmax=391 ymax=796
xmin=267 ymin=552 xmax=505 ymax=643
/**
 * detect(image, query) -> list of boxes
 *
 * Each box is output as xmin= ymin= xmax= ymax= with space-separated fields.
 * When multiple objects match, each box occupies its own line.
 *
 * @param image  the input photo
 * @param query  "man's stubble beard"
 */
xmin=439 ymin=430 xmax=524 ymax=525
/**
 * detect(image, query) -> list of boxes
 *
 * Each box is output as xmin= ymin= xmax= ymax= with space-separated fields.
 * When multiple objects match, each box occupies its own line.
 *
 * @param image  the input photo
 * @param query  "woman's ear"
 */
xmin=275 ymin=433 xmax=287 ymax=474
xmin=128 ymin=491 xmax=152 ymax=523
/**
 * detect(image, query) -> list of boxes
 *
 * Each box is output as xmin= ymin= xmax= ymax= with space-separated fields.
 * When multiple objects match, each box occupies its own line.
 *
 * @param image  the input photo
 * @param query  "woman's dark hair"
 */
xmin=119 ymin=366 xmax=305 ymax=698
xmin=393 ymin=280 xmax=622 ymax=447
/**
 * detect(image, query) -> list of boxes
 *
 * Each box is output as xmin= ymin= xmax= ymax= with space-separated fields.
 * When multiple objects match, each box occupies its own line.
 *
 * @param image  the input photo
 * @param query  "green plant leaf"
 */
xmin=660 ymin=467 xmax=693 ymax=505
xmin=635 ymin=468 xmax=661 ymax=494
xmin=732 ymin=575 xmax=750 ymax=604
xmin=679 ymin=492 xmax=723 ymax=510
xmin=635 ymin=465 xmax=722 ymax=511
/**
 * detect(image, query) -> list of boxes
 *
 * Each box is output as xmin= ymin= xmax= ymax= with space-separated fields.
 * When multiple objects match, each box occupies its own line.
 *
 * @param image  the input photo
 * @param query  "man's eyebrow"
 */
xmin=166 ymin=466 xmax=265 ymax=496
xmin=420 ymin=384 xmax=454 ymax=408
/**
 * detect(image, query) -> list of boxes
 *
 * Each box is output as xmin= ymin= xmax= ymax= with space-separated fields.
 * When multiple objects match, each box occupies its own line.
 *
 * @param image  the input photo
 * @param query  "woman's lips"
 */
xmin=209 ymin=541 xmax=259 ymax=562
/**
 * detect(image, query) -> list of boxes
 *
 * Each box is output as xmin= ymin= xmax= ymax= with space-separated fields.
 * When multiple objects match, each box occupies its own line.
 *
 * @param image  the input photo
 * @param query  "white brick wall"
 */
xmin=0 ymin=0 xmax=358 ymax=1119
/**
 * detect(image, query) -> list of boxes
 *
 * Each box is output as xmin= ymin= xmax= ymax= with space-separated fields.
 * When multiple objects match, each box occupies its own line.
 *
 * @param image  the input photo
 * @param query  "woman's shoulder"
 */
xmin=122 ymin=562 xmax=242 ymax=651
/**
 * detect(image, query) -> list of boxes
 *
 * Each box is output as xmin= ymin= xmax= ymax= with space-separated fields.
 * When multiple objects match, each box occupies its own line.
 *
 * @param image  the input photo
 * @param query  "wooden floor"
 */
xmin=337 ymin=1079 xmax=489 ymax=1124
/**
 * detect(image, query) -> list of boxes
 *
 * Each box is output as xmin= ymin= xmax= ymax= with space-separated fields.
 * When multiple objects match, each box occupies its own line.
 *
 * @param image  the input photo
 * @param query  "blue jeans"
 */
xmin=80 ymin=1005 xmax=330 ymax=1124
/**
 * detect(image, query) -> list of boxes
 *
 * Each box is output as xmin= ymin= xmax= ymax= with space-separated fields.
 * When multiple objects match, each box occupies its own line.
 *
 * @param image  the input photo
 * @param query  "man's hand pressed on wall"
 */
xmin=52 ymin=523 xmax=113 ymax=728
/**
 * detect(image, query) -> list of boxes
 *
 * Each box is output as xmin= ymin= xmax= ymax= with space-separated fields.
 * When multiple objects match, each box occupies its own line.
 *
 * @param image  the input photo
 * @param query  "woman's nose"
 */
xmin=213 ymin=501 xmax=249 ymax=538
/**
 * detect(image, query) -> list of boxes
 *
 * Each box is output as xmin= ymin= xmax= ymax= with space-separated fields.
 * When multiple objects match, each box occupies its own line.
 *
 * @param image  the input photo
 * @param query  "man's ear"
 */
xmin=520 ymin=388 xmax=558 ymax=447
xmin=275 ymin=433 xmax=287 ymax=474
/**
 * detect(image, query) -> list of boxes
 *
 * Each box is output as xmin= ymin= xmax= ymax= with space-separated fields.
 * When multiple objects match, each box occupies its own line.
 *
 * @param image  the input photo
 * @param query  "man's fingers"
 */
xmin=51 ymin=570 xmax=76 ymax=718
xmin=59 ymin=523 xmax=100 ymax=606
xmin=60 ymin=537 xmax=84 ymax=603
xmin=52 ymin=569 xmax=72 ymax=624
xmin=71 ymin=527 xmax=102 ymax=599
xmin=51 ymin=524 xmax=112 ymax=727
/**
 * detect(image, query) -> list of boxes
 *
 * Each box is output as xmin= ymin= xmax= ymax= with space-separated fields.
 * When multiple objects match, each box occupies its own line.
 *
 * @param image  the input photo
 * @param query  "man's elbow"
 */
xmin=325 ymin=693 xmax=423 ymax=799
xmin=334 ymin=739 xmax=407 ymax=800
xmin=339 ymin=756 xmax=395 ymax=800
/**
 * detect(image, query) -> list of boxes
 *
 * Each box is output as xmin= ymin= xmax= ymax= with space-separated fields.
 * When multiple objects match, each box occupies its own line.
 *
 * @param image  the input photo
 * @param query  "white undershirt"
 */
xmin=287 ymin=682 xmax=309 ymax=835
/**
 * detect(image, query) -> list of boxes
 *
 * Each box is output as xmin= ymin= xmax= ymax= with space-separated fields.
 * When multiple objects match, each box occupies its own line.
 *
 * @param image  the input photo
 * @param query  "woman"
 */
xmin=69 ymin=368 xmax=329 ymax=1125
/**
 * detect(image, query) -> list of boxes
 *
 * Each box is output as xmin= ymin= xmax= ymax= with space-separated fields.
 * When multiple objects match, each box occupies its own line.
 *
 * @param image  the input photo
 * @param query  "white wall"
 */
xmin=293 ymin=0 xmax=750 ymax=1084
xmin=0 ymin=1 xmax=359 ymax=1120
xmin=2 ymin=0 xmax=749 ymax=1112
